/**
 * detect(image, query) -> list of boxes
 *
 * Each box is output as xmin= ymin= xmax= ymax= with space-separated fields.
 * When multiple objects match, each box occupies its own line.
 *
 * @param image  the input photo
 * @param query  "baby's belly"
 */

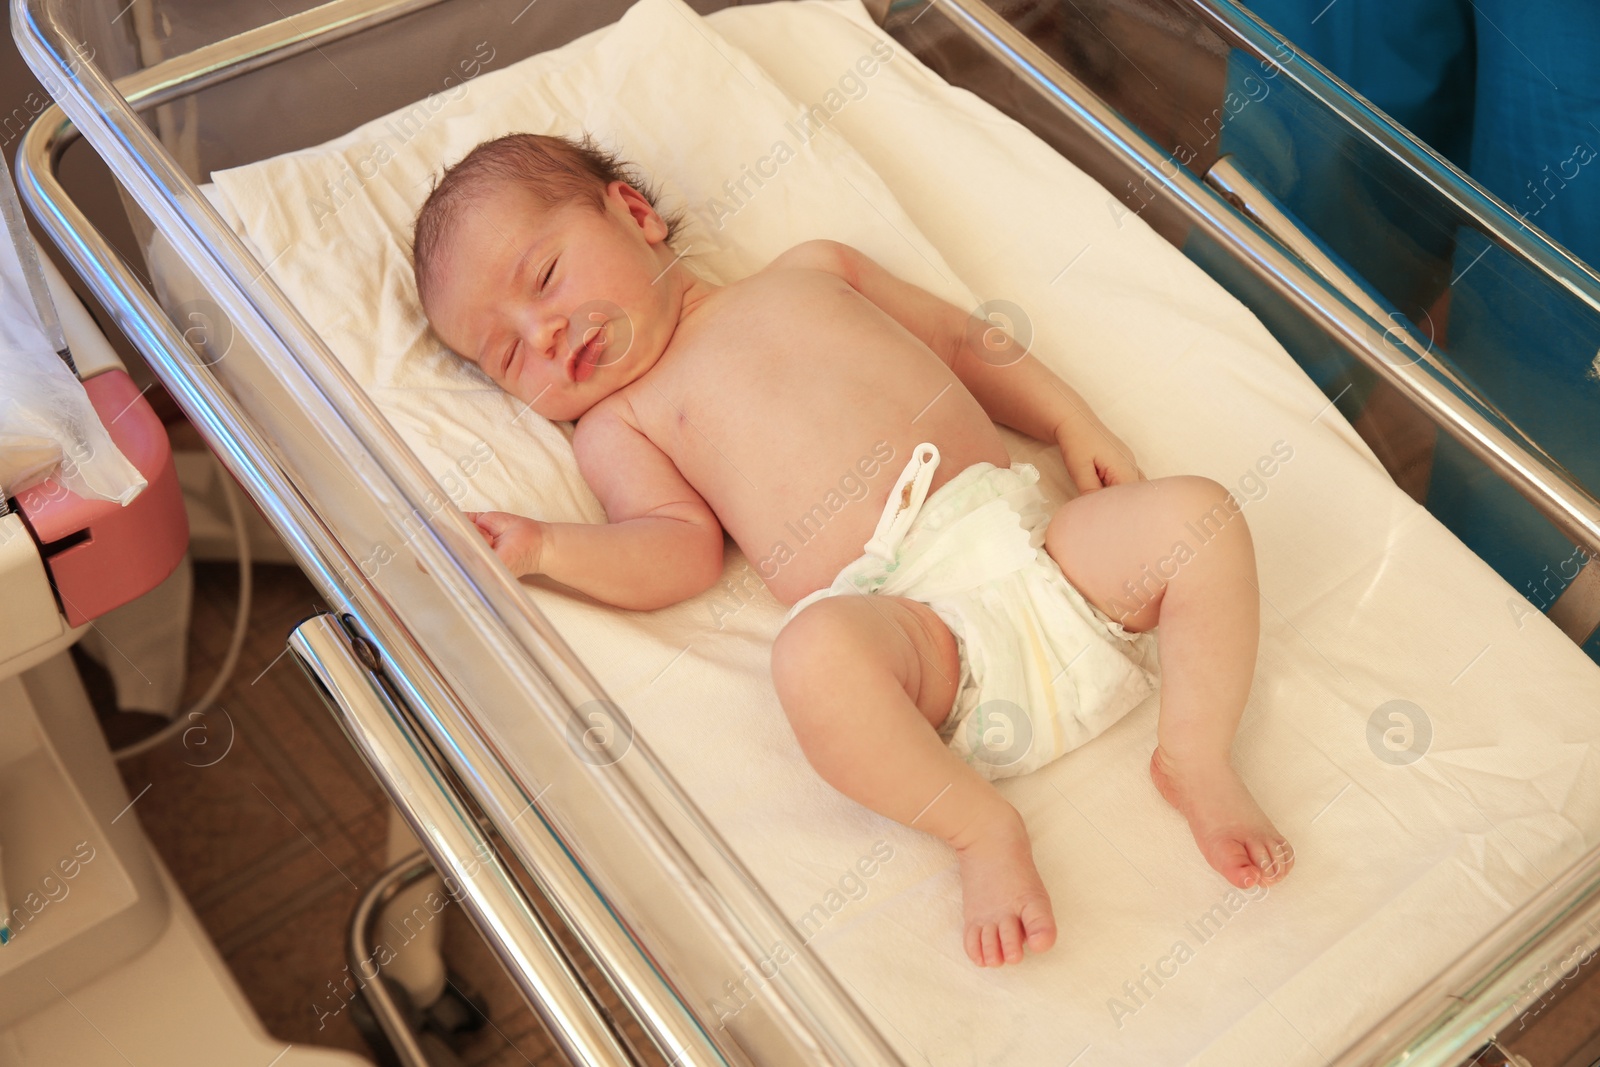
xmin=736 ymin=442 xmax=915 ymax=607
xmin=714 ymin=422 xmax=1011 ymax=607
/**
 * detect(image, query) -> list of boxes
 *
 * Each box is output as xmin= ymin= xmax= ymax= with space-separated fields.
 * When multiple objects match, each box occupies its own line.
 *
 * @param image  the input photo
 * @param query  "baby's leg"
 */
xmin=772 ymin=594 xmax=1055 ymax=966
xmin=1044 ymin=476 xmax=1294 ymax=888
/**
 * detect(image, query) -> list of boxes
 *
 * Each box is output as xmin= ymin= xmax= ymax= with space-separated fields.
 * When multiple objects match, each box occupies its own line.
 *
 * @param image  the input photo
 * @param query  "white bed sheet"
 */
xmin=181 ymin=1 xmax=1600 ymax=1062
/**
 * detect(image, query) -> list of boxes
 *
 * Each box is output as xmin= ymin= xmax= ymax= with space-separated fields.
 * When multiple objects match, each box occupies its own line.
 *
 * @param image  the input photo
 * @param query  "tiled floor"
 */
xmin=87 ymin=559 xmax=570 ymax=1066
xmin=87 ymin=555 xmax=1600 ymax=1066
xmin=1503 ymin=965 xmax=1600 ymax=1066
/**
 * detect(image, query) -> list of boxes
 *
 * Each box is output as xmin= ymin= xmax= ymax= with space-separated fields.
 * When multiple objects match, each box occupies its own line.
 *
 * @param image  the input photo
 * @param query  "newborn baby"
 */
xmin=412 ymin=133 xmax=1294 ymax=968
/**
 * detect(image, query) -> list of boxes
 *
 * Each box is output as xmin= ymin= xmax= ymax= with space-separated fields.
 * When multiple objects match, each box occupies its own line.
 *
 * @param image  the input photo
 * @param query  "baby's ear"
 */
xmin=614 ymin=183 xmax=667 ymax=237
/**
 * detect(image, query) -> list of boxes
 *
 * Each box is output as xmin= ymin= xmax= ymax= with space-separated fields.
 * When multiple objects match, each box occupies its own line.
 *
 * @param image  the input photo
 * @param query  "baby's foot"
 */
xmin=1149 ymin=746 xmax=1294 ymax=889
xmin=954 ymin=807 xmax=1057 ymax=967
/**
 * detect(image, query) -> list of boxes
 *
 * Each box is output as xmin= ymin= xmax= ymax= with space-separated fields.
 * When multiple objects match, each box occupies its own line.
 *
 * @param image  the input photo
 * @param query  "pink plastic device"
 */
xmin=15 ymin=369 xmax=189 ymax=627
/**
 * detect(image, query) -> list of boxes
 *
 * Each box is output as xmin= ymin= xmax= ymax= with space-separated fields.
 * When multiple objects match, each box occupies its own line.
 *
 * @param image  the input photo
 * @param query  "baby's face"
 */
xmin=422 ymin=179 xmax=680 ymax=421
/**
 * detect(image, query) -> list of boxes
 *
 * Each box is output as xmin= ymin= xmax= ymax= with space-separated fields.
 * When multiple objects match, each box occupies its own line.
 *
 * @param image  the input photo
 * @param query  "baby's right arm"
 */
xmin=469 ymin=406 xmax=725 ymax=611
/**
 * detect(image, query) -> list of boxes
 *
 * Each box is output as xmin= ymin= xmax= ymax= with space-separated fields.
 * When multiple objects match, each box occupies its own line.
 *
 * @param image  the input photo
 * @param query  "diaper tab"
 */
xmin=863 ymin=442 xmax=940 ymax=562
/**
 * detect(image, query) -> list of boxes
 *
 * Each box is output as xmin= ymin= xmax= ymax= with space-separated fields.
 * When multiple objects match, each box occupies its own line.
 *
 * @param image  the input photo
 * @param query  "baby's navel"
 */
xmin=898 ymin=480 xmax=915 ymax=513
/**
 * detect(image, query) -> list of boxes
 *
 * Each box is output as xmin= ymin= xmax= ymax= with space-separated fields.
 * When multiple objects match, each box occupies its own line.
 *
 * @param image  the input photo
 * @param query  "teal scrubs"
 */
xmin=1231 ymin=0 xmax=1600 ymax=652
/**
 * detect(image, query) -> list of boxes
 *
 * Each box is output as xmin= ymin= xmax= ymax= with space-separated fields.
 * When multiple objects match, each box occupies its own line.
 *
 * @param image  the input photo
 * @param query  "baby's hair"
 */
xmin=410 ymin=131 xmax=685 ymax=311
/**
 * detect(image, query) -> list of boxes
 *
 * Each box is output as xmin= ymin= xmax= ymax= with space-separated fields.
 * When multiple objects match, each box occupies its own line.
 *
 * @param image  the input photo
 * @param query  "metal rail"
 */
xmin=1202 ymin=156 xmax=1517 ymax=435
xmin=291 ymin=631 xmax=641 ymax=1067
xmin=348 ymin=853 xmax=439 ymax=1067
xmin=1203 ymin=155 xmax=1600 ymax=645
xmin=97 ymin=0 xmax=449 ymax=113
xmin=1187 ymin=0 xmax=1600 ymax=316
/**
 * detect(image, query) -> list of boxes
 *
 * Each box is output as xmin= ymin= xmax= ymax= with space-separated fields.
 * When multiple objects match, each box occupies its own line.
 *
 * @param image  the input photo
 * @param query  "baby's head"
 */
xmin=411 ymin=133 xmax=687 ymax=420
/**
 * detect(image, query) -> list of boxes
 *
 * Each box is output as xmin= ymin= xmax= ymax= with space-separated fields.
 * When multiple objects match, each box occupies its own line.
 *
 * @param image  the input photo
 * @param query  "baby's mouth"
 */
xmin=571 ymin=327 xmax=605 ymax=383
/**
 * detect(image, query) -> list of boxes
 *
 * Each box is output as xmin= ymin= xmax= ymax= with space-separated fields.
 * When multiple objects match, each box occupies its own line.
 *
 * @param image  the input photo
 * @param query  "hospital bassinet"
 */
xmin=12 ymin=0 xmax=1600 ymax=1064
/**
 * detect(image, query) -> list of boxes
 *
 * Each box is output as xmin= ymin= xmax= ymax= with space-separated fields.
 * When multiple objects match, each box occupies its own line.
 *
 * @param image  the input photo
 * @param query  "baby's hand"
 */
xmin=465 ymin=511 xmax=545 ymax=577
xmin=1056 ymin=419 xmax=1143 ymax=494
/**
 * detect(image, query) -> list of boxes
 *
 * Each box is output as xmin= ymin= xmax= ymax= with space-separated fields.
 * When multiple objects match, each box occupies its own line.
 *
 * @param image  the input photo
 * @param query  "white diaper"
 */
xmin=783 ymin=442 xmax=1159 ymax=781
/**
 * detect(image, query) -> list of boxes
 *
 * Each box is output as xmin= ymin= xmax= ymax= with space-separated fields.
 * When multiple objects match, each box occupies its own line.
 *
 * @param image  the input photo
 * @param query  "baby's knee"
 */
xmin=1165 ymin=475 xmax=1249 ymax=538
xmin=772 ymin=598 xmax=863 ymax=691
xmin=1164 ymin=473 xmax=1229 ymax=504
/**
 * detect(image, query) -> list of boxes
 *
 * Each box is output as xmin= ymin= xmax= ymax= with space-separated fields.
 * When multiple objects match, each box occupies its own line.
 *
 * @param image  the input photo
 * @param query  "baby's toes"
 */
xmin=1020 ymin=898 xmax=1057 ymax=955
xmin=980 ymin=923 xmax=1005 ymax=967
xmin=1250 ymin=837 xmax=1295 ymax=885
xmin=998 ymin=915 xmax=1026 ymax=964
xmin=1207 ymin=836 xmax=1263 ymax=888
xmin=965 ymin=922 xmax=1002 ymax=967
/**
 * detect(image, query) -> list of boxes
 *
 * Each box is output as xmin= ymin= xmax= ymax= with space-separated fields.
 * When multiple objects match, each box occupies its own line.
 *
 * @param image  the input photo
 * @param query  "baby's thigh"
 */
xmin=772 ymin=594 xmax=961 ymax=732
xmin=1043 ymin=475 xmax=1235 ymax=631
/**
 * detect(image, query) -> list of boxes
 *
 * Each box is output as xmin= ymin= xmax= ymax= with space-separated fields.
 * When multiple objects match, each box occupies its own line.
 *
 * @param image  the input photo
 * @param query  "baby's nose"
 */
xmin=530 ymin=315 xmax=566 ymax=362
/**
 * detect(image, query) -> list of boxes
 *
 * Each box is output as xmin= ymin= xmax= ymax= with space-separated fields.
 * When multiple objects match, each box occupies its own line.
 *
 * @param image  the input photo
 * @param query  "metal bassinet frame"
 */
xmin=12 ymin=0 xmax=1600 ymax=1063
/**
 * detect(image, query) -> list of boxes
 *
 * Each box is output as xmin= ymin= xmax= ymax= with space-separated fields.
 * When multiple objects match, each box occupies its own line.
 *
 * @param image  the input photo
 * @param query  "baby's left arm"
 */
xmin=770 ymin=239 xmax=1141 ymax=493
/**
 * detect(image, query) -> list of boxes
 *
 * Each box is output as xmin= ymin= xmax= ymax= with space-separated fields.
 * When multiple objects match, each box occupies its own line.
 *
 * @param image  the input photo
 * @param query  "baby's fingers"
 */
xmin=1100 ymin=454 xmax=1142 ymax=487
xmin=1063 ymin=449 xmax=1104 ymax=495
xmin=461 ymin=510 xmax=543 ymax=576
xmin=467 ymin=510 xmax=515 ymax=534
xmin=463 ymin=511 xmax=511 ymax=553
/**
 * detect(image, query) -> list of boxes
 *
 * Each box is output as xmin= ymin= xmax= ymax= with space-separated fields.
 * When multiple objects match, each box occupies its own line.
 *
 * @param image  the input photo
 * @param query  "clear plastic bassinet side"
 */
xmin=880 ymin=1 xmax=1600 ymax=1063
xmin=889 ymin=0 xmax=1600 ymax=663
xmin=10 ymin=1 xmax=911 ymax=1065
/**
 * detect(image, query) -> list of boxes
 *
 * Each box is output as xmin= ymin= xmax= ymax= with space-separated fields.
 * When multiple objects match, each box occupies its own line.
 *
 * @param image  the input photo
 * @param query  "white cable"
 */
xmin=113 ymin=453 xmax=253 ymax=761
